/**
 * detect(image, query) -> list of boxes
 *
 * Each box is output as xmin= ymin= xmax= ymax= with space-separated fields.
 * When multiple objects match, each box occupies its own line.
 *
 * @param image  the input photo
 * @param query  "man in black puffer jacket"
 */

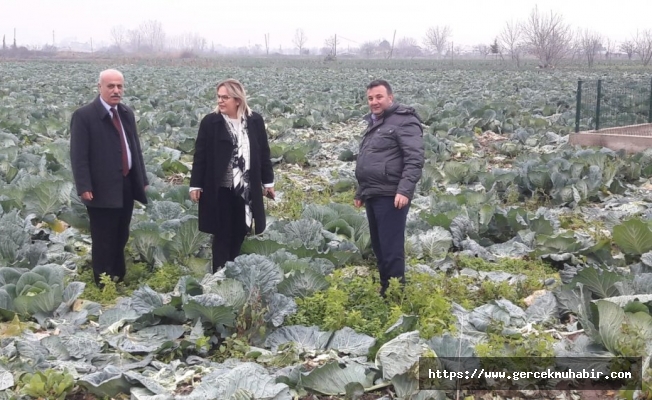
xmin=354 ymin=79 xmax=424 ymax=296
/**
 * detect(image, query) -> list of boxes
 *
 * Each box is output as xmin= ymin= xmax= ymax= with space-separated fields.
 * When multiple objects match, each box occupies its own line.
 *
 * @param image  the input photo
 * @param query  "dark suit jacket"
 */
xmin=189 ymin=111 xmax=273 ymax=235
xmin=70 ymin=96 xmax=149 ymax=208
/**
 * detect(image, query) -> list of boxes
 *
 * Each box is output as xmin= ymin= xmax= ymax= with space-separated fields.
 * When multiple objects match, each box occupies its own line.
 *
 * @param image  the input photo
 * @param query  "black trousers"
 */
xmin=86 ymin=173 xmax=134 ymax=285
xmin=212 ymin=187 xmax=248 ymax=272
xmin=365 ymin=196 xmax=410 ymax=293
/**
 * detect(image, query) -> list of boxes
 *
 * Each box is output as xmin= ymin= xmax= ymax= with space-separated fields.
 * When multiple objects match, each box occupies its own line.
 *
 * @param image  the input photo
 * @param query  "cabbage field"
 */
xmin=1 ymin=59 xmax=652 ymax=400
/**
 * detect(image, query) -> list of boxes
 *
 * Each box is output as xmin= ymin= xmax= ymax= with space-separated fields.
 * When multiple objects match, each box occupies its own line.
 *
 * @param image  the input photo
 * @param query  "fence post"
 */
xmin=595 ymin=79 xmax=602 ymax=131
xmin=648 ymin=77 xmax=652 ymax=124
xmin=575 ymin=80 xmax=582 ymax=133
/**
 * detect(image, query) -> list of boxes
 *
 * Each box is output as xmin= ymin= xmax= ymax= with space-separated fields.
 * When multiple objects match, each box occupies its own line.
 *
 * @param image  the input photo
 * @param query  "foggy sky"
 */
xmin=1 ymin=0 xmax=649 ymax=50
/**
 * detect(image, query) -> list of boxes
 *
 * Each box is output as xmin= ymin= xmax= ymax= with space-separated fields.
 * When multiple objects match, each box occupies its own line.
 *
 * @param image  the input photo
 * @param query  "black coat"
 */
xmin=189 ymin=112 xmax=274 ymax=235
xmin=70 ymin=96 xmax=149 ymax=208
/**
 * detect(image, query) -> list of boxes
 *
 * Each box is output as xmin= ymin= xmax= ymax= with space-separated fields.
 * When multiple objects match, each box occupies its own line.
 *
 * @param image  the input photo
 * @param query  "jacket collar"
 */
xmin=363 ymin=102 xmax=399 ymax=124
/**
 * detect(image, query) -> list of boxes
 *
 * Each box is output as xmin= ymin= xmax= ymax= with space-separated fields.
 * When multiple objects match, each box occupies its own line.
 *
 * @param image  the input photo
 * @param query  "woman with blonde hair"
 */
xmin=189 ymin=79 xmax=275 ymax=272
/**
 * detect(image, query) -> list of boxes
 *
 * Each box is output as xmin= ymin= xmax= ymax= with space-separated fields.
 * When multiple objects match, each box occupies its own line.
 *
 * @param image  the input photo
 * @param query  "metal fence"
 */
xmin=575 ymin=78 xmax=652 ymax=133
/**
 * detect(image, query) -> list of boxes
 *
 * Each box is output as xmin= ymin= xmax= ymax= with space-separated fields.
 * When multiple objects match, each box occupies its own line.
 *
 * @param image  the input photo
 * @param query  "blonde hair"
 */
xmin=214 ymin=78 xmax=252 ymax=117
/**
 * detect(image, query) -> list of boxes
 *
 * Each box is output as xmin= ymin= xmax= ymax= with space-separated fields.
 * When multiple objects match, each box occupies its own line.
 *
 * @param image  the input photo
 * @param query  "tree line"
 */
xmin=2 ymin=6 xmax=652 ymax=67
xmin=351 ymin=6 xmax=652 ymax=67
xmin=106 ymin=7 xmax=652 ymax=67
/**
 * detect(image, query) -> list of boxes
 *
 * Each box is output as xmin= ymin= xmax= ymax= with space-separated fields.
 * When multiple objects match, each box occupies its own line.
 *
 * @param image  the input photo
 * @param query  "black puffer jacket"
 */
xmin=354 ymin=103 xmax=424 ymax=201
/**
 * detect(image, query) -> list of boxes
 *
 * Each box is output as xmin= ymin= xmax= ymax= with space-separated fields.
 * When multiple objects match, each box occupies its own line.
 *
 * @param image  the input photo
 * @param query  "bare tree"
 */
xmin=396 ymin=37 xmax=421 ymax=58
xmin=168 ymin=35 xmax=182 ymax=50
xmin=521 ymin=6 xmax=573 ymax=67
xmin=169 ymin=33 xmax=207 ymax=52
xmin=499 ymin=20 xmax=524 ymax=67
xmin=633 ymin=29 xmax=652 ymax=66
xmin=567 ymin=38 xmax=582 ymax=61
xmin=110 ymin=25 xmax=126 ymax=49
xmin=619 ymin=40 xmax=635 ymax=60
xmin=324 ymin=35 xmax=339 ymax=56
xmin=138 ymin=20 xmax=166 ymax=52
xmin=191 ymin=34 xmax=207 ymax=52
xmin=292 ymin=28 xmax=308 ymax=55
xmin=127 ymin=29 xmax=142 ymax=52
xmin=474 ymin=44 xmax=490 ymax=58
xmin=604 ymin=37 xmax=616 ymax=59
xmin=423 ymin=26 xmax=451 ymax=57
xmin=577 ymin=29 xmax=602 ymax=68
xmin=359 ymin=41 xmax=377 ymax=58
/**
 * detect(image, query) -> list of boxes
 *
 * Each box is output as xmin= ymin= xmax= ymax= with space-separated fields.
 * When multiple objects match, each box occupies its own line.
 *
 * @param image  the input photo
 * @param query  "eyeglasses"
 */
xmin=217 ymin=95 xmax=232 ymax=101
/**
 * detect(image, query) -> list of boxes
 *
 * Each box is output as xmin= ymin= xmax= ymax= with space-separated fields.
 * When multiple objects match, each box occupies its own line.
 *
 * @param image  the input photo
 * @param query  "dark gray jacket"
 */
xmin=354 ymin=103 xmax=424 ymax=201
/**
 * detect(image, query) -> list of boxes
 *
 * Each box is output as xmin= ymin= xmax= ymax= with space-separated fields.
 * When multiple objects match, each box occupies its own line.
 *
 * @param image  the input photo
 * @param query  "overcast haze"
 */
xmin=1 ymin=0 xmax=649 ymax=50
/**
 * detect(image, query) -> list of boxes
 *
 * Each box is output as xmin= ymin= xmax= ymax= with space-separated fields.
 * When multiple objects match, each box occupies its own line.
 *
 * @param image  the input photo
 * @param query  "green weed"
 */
xmin=287 ymin=269 xmax=457 ymax=341
xmin=16 ymin=369 xmax=75 ymax=400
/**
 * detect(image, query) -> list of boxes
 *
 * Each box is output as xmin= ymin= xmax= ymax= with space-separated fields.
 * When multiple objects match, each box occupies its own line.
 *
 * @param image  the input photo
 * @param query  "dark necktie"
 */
xmin=110 ymin=107 xmax=130 ymax=176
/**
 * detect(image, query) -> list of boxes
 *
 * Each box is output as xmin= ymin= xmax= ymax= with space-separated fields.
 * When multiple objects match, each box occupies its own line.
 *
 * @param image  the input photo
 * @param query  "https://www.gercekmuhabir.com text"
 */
xmin=427 ymin=367 xmax=632 ymax=381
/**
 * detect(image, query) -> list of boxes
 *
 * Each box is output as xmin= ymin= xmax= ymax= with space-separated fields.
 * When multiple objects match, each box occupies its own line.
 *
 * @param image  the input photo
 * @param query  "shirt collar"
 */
xmin=99 ymin=96 xmax=116 ymax=113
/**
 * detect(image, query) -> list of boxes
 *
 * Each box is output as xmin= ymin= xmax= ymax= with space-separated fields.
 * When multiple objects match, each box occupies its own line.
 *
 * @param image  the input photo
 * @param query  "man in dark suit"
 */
xmin=70 ymin=69 xmax=149 ymax=286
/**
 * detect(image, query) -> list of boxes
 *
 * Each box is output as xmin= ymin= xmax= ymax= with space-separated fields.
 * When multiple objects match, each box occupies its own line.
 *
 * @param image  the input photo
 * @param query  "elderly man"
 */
xmin=354 ymin=79 xmax=424 ymax=296
xmin=70 ymin=69 xmax=149 ymax=286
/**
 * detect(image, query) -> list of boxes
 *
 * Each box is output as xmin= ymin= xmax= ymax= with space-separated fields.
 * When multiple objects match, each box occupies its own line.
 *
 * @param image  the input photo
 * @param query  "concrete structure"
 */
xmin=569 ymin=123 xmax=652 ymax=153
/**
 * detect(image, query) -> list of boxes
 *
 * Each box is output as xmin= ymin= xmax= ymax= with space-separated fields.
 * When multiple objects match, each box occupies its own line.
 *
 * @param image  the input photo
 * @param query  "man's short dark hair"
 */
xmin=367 ymin=79 xmax=392 ymax=95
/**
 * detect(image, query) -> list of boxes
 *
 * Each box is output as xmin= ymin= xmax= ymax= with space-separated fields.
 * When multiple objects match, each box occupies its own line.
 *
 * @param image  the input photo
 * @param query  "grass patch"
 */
xmin=287 ymin=268 xmax=457 ymax=341
xmin=267 ymin=174 xmax=306 ymax=220
xmin=267 ymin=172 xmax=358 ymax=220
xmin=475 ymin=324 xmax=557 ymax=358
xmin=286 ymin=265 xmax=561 ymax=360
xmin=73 ymin=265 xmax=141 ymax=305
xmin=74 ymin=258 xmax=196 ymax=305
xmin=453 ymin=255 xmax=559 ymax=308
xmin=559 ymin=212 xmax=609 ymax=241
xmin=144 ymin=262 xmax=188 ymax=293
xmin=455 ymin=255 xmax=558 ymax=280
xmin=287 ymin=259 xmax=558 ymax=343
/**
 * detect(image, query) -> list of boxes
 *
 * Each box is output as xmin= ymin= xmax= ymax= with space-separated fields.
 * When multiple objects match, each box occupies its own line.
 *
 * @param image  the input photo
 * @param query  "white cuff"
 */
xmin=263 ymin=183 xmax=274 ymax=188
xmin=189 ymin=187 xmax=203 ymax=192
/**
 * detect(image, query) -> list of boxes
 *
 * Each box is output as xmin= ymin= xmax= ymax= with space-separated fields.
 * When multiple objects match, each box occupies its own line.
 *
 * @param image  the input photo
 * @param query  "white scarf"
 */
xmin=225 ymin=115 xmax=252 ymax=229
